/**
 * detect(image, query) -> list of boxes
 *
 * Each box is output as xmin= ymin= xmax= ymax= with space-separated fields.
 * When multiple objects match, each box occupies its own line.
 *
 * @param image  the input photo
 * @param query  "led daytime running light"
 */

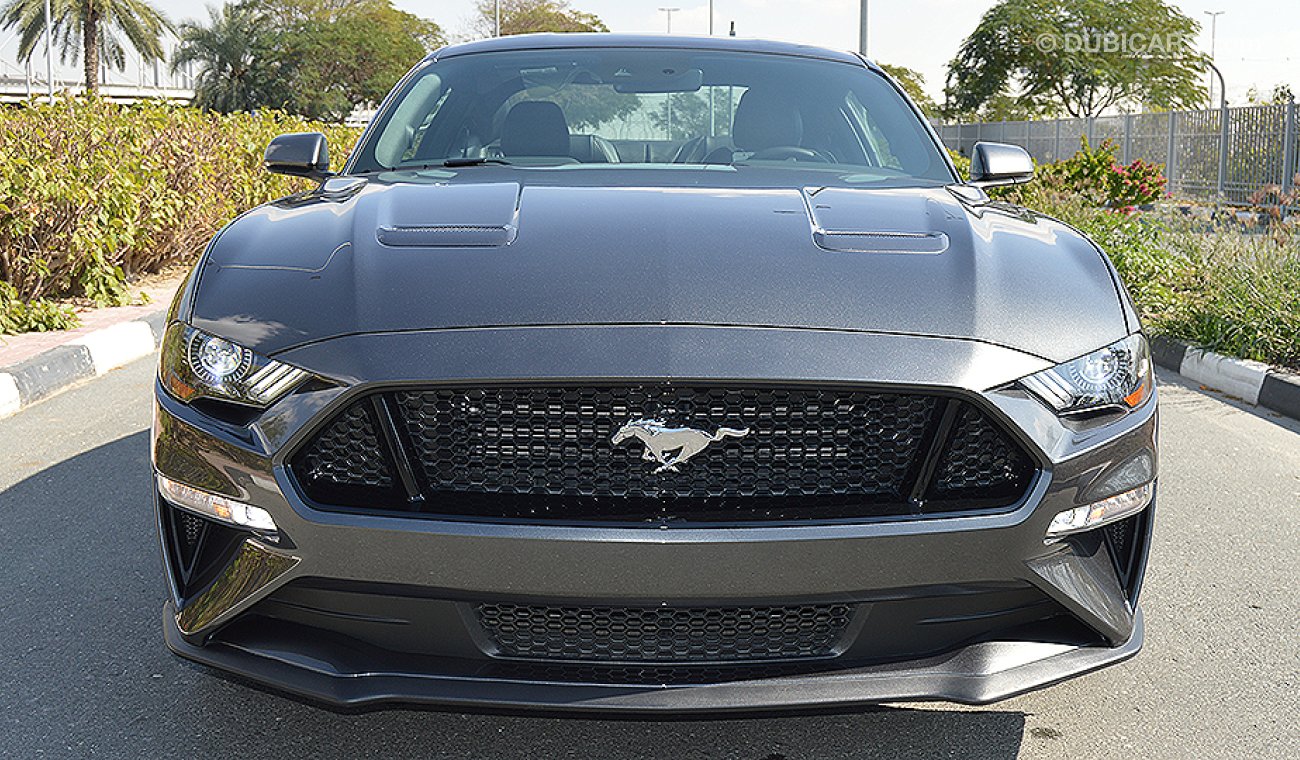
xmin=1045 ymin=482 xmax=1154 ymax=542
xmin=158 ymin=474 xmax=279 ymax=533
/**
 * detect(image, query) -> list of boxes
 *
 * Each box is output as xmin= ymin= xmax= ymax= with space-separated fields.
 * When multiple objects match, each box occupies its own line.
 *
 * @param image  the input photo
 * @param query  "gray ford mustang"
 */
xmin=153 ymin=33 xmax=1158 ymax=712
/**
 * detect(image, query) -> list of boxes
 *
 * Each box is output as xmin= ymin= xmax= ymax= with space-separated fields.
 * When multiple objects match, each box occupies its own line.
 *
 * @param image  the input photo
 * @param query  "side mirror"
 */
xmin=265 ymin=132 xmax=332 ymax=180
xmin=968 ymin=142 xmax=1034 ymax=188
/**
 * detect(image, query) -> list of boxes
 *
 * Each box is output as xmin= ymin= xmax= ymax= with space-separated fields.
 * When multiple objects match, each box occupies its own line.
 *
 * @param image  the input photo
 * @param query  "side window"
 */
xmin=844 ymin=91 xmax=904 ymax=171
xmin=374 ymin=73 xmax=448 ymax=166
xmin=404 ymin=87 xmax=454 ymax=161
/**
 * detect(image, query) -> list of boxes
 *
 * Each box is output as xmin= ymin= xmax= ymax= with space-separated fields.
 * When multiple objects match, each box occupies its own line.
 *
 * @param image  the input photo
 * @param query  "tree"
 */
xmin=474 ymin=1 xmax=640 ymax=131
xmin=173 ymin=4 xmax=277 ymax=113
xmin=647 ymin=92 xmax=711 ymax=141
xmin=473 ymin=0 xmax=607 ymax=36
xmin=943 ymin=0 xmax=1207 ymax=119
xmin=0 ymin=0 xmax=172 ymax=94
xmin=1246 ymin=84 xmax=1295 ymax=106
xmin=879 ymin=64 xmax=937 ymax=117
xmin=242 ymin=0 xmax=445 ymax=120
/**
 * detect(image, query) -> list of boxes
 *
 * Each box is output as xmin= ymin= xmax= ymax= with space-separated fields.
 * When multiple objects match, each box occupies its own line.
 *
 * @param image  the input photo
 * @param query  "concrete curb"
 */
xmin=0 ymin=310 xmax=167 ymax=419
xmin=1151 ymin=336 xmax=1300 ymax=421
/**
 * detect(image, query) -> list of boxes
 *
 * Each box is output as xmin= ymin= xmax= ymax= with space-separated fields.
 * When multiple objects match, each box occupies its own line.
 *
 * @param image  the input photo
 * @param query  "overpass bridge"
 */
xmin=1 ymin=31 xmax=194 ymax=104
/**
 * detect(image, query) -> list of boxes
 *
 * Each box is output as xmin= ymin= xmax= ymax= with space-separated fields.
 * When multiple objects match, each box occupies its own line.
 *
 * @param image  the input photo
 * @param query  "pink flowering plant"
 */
xmin=1039 ymin=137 xmax=1167 ymax=210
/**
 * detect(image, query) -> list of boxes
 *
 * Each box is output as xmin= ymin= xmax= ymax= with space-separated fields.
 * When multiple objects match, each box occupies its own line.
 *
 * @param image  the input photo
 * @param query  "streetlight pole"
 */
xmin=858 ymin=0 xmax=869 ymax=57
xmin=495 ymin=0 xmax=501 ymax=37
xmin=658 ymin=7 xmax=679 ymax=34
xmin=44 ymin=0 xmax=54 ymax=102
xmin=707 ymin=1 xmax=715 ymax=133
xmin=1204 ymin=10 xmax=1224 ymax=108
xmin=1207 ymin=59 xmax=1229 ymax=198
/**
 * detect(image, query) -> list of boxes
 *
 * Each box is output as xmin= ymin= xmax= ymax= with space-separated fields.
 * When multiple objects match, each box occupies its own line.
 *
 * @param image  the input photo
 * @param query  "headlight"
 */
xmin=1019 ymin=334 xmax=1152 ymax=416
xmin=160 ymin=324 xmax=309 ymax=407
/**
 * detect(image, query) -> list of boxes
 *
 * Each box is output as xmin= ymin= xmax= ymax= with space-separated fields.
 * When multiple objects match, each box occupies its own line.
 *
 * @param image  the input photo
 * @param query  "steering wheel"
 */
xmin=748 ymin=146 xmax=830 ymax=162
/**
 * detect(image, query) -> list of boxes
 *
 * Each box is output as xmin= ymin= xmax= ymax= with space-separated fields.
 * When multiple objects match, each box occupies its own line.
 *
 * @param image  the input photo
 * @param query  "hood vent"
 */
xmin=803 ymin=187 xmax=952 ymax=255
xmin=813 ymin=230 xmax=949 ymax=254
xmin=377 ymin=224 xmax=517 ymax=248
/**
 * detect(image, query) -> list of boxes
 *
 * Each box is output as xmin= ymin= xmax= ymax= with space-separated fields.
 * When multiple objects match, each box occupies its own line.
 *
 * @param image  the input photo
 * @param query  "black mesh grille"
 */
xmin=476 ymin=603 xmax=854 ymax=663
xmin=927 ymin=405 xmax=1034 ymax=504
xmin=290 ymin=385 xmax=1037 ymax=524
xmin=395 ymin=387 xmax=934 ymax=499
xmin=485 ymin=660 xmax=835 ymax=685
xmin=295 ymin=402 xmax=395 ymax=489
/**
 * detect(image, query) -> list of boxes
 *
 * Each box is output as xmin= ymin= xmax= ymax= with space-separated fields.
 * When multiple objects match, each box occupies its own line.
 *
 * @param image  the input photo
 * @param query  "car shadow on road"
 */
xmin=1 ymin=431 xmax=1026 ymax=759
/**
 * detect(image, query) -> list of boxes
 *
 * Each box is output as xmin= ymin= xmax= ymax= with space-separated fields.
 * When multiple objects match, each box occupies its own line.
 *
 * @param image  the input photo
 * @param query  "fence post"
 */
xmin=1122 ymin=114 xmax=1133 ymax=163
xmin=1167 ymin=111 xmax=1179 ymax=195
xmin=1217 ymin=105 xmax=1230 ymax=199
xmin=1054 ymin=119 xmax=1062 ymax=162
xmin=1086 ymin=116 xmax=1094 ymax=147
xmin=1282 ymin=98 xmax=1296 ymax=195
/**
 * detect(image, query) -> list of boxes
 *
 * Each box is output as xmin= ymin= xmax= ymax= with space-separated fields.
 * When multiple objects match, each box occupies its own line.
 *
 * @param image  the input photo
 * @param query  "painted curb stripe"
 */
xmin=0 ymin=373 xmax=18 ymax=417
xmin=8 ymin=345 xmax=96 ymax=404
xmin=0 ymin=311 xmax=168 ymax=419
xmin=68 ymin=321 xmax=158 ymax=376
xmin=1179 ymin=348 xmax=1270 ymax=405
xmin=1149 ymin=336 xmax=1188 ymax=372
xmin=1259 ymin=372 xmax=1300 ymax=422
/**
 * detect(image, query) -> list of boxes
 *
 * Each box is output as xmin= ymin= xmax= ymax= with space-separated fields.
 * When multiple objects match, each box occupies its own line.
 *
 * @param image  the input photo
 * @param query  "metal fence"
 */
xmin=937 ymin=101 xmax=1300 ymax=205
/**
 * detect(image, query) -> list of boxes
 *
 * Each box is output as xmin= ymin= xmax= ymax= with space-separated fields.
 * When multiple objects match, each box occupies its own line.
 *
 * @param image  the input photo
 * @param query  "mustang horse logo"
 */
xmin=611 ymin=418 xmax=751 ymax=474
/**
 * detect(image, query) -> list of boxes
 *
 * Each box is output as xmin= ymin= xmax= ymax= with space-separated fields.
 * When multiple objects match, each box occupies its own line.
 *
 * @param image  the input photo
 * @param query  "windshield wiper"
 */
xmin=436 ymin=157 xmax=514 ymax=168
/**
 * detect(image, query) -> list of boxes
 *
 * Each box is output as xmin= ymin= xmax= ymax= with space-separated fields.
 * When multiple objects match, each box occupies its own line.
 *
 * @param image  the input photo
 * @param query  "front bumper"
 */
xmin=153 ymin=325 xmax=1157 ymax=712
xmin=163 ymin=601 xmax=1143 ymax=711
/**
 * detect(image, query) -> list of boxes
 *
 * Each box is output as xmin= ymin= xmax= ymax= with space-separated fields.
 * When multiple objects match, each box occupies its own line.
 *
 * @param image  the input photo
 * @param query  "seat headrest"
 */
xmin=501 ymin=101 xmax=571 ymax=157
xmin=731 ymin=89 xmax=803 ymax=153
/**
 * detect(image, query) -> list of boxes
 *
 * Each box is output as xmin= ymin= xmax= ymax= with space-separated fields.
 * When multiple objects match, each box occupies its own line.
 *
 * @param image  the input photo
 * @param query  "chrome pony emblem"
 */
xmin=611 ymin=418 xmax=751 ymax=474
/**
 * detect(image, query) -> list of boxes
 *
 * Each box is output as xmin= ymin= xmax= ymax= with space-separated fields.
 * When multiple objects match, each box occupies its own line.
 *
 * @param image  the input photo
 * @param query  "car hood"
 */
xmin=190 ymin=174 xmax=1129 ymax=363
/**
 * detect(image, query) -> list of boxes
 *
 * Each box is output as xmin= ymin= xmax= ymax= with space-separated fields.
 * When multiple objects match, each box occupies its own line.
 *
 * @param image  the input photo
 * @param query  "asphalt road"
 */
xmin=1 ymin=356 xmax=1296 ymax=759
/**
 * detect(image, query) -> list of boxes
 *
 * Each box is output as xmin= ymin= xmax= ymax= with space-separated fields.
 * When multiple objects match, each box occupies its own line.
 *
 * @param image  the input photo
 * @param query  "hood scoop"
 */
xmin=376 ymin=181 xmax=521 ymax=248
xmin=378 ymin=224 xmax=517 ymax=247
xmin=804 ymin=187 xmax=951 ymax=254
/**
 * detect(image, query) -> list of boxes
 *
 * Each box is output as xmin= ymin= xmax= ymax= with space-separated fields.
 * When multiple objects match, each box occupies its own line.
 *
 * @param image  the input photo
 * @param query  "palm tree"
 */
xmin=0 ymin=0 xmax=172 ymax=94
xmin=172 ymin=4 xmax=271 ymax=113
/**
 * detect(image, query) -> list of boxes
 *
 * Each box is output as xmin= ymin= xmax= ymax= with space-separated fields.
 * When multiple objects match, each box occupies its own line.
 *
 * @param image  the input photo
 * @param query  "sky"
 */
xmin=3 ymin=1 xmax=1297 ymax=108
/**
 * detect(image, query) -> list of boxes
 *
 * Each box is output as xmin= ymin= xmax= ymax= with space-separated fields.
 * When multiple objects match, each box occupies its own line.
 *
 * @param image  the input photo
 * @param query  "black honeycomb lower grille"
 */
xmin=289 ymin=384 xmax=1036 ymax=524
xmin=476 ymin=603 xmax=854 ymax=663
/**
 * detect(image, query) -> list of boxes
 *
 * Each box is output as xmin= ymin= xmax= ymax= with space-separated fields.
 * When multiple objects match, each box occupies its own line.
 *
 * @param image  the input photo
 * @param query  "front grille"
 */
xmin=290 ymin=384 xmax=1036 ymax=524
xmin=476 ymin=603 xmax=854 ymax=663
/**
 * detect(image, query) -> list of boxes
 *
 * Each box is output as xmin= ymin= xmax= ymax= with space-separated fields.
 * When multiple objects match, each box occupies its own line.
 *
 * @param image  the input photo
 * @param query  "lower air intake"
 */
xmin=476 ymin=602 xmax=854 ymax=663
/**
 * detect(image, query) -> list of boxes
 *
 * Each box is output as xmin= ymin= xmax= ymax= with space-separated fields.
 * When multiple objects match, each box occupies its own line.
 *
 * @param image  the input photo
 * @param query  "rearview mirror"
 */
xmin=613 ymin=68 xmax=704 ymax=93
xmin=265 ymin=132 xmax=332 ymax=180
xmin=968 ymin=142 xmax=1034 ymax=188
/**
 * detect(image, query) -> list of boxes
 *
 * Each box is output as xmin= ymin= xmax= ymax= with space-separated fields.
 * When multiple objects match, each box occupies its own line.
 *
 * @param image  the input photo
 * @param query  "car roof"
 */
xmin=429 ymin=33 xmax=874 ymax=68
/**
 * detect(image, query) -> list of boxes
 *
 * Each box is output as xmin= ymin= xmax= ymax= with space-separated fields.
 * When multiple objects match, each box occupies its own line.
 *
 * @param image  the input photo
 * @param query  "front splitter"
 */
xmin=162 ymin=602 xmax=1142 ymax=714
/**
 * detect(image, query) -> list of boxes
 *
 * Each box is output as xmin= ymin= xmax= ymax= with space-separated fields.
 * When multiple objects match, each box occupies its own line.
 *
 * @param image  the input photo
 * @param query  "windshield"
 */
xmin=351 ymin=48 xmax=953 ymax=183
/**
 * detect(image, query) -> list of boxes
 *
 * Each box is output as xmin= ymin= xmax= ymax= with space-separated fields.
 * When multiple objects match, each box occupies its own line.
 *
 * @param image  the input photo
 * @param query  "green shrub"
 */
xmin=0 ymin=281 xmax=78 ymax=333
xmin=0 ymin=98 xmax=360 ymax=308
xmin=947 ymin=148 xmax=970 ymax=181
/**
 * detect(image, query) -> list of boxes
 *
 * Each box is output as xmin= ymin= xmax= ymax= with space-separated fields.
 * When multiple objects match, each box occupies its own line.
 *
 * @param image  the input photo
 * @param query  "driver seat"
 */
xmin=706 ymin=88 xmax=804 ymax=162
xmin=501 ymin=101 xmax=572 ymax=157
